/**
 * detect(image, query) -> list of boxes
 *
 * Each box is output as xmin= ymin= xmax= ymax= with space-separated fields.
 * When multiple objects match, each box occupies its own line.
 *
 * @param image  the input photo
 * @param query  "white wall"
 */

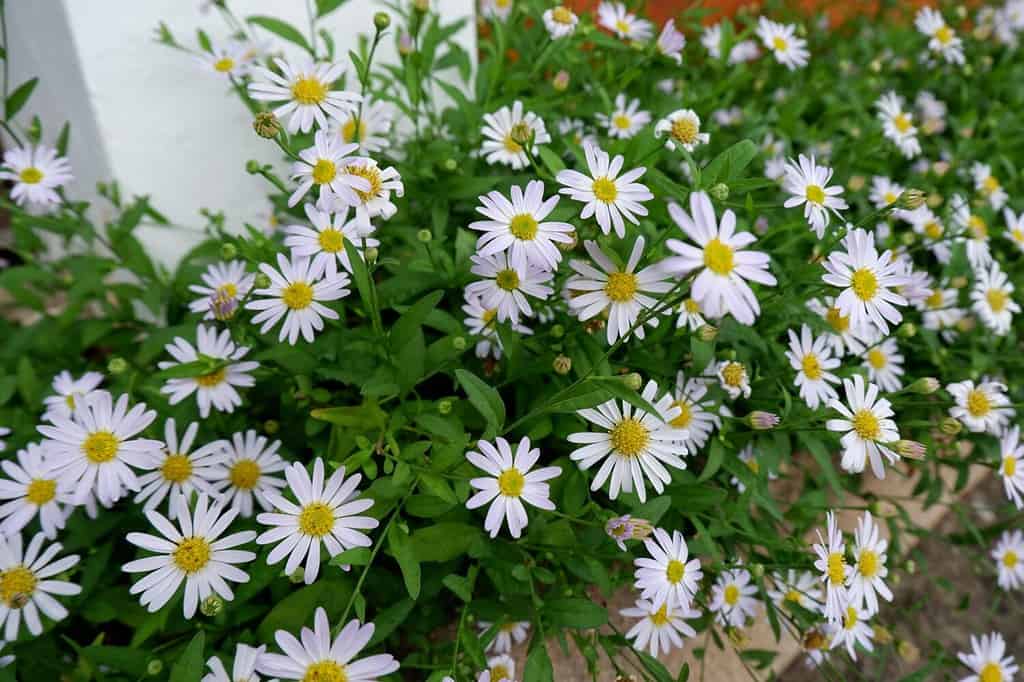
xmin=5 ymin=0 xmax=475 ymax=266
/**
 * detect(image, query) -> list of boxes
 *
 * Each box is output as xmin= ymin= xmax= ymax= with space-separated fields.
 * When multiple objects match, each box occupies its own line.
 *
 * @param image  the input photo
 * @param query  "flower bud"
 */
xmin=550 ymin=324 xmax=565 ymax=339
xmin=398 ymin=32 xmax=415 ymax=56
xmin=904 ymin=559 xmax=916 ymax=574
xmin=873 ymin=625 xmax=893 ymax=645
xmin=907 ymin=377 xmax=939 ymax=394
xmin=412 ymin=0 xmax=429 ymax=12
xmin=950 ymin=275 xmax=968 ymax=289
xmin=927 ymin=192 xmax=943 ymax=208
xmin=441 ymin=158 xmax=458 ymax=172
xmin=200 ymin=595 xmax=224 ymax=617
xmin=897 ymin=640 xmax=920 ymax=664
xmin=438 ymin=399 xmax=453 ymax=415
xmin=847 ymin=175 xmax=865 ymax=192
xmin=289 ymin=567 xmax=305 ymax=583
xmin=452 ymin=336 xmax=467 ymax=351
xmin=605 ymin=515 xmax=654 ymax=549
xmin=147 ymin=660 xmax=164 ymax=676
xmin=940 ymin=417 xmax=962 ymax=435
xmin=896 ymin=189 xmax=926 ymax=210
xmin=252 ymin=112 xmax=281 ymax=139
xmin=557 ymin=231 xmax=578 ymax=252
xmin=107 ymin=357 xmax=128 ymax=375
xmin=364 ymin=247 xmax=379 ymax=264
xmin=747 ymin=412 xmax=779 ymax=430
xmin=697 ymin=324 xmax=718 ymax=342
xmin=264 ymin=419 xmax=279 ymax=435
xmin=552 ymin=354 xmax=572 ymax=375
xmin=552 ymin=69 xmax=570 ymax=92
xmin=727 ymin=627 xmax=748 ymax=647
xmin=750 ymin=563 xmax=765 ymax=578
xmin=623 ymin=372 xmax=642 ymax=391
xmin=895 ymin=440 xmax=926 ymax=460
xmin=709 ymin=183 xmax=729 ymax=202
xmin=373 ymin=11 xmax=391 ymax=30
xmin=245 ymin=159 xmax=262 ymax=174
xmin=897 ymin=322 xmax=917 ymax=338
xmin=417 ymin=228 xmax=433 ymax=243
xmin=220 ymin=243 xmax=238 ymax=260
xmin=211 ymin=291 xmax=239 ymax=321
xmin=255 ymin=273 xmax=272 ymax=289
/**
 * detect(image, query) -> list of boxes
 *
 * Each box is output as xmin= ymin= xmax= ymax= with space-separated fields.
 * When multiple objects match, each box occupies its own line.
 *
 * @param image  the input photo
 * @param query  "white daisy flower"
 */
xmin=914 ymin=7 xmax=965 ymax=65
xmin=0 ymin=143 xmax=73 ymax=210
xmin=42 ymin=370 xmax=104 ymax=423
xmin=672 ymin=297 xmax=707 ymax=331
xmin=1004 ymin=208 xmax=1024 ymax=253
xmin=992 ymin=530 xmax=1024 ymax=591
xmin=469 ymin=180 xmax=574 ymax=271
xmin=0 ymin=532 xmax=80 ymax=639
xmin=655 ymin=109 xmax=709 ymax=152
xmin=869 ymin=176 xmax=905 ymax=210
xmin=38 ymin=391 xmax=162 ymax=506
xmin=568 ymin=380 xmax=687 ymax=503
xmin=256 ymin=458 xmax=377 ymax=584
xmin=465 ymin=436 xmax=561 ymax=539
xmin=717 ymin=360 xmax=751 ymax=400
xmin=248 ymin=57 xmax=359 ymax=134
xmin=846 ymin=511 xmax=892 ymax=617
xmin=767 ymin=570 xmax=823 ymax=613
xmin=188 ymin=261 xmax=255 ymax=321
xmin=919 ymin=285 xmax=965 ymax=340
xmin=731 ymin=443 xmax=776 ymax=493
xmin=328 ymin=97 xmax=393 ymax=154
xmin=0 ymin=427 xmax=9 ymax=452
xmin=197 ymin=40 xmax=253 ymax=78
xmin=481 ymin=0 xmax=514 ymax=21
xmin=822 ymin=227 xmax=907 ymax=335
xmin=159 ymin=324 xmax=260 ymax=418
xmin=480 ymin=100 xmax=550 ymax=170
xmin=283 ymin=204 xmax=377 ymax=279
xmin=947 ymin=379 xmax=1013 ymax=435
xmin=756 ymin=18 xmax=810 ymax=69
xmin=786 ymin=324 xmax=841 ymax=410
xmin=257 ymin=607 xmax=399 ymax=680
xmin=246 ymin=253 xmax=350 ymax=345
xmin=827 ymin=375 xmax=901 ymax=478
xmin=485 ymin=655 xmax=515 ymax=682
xmin=620 ymin=597 xmax=699 ymax=658
xmin=542 ymin=6 xmax=578 ymax=39
xmin=782 ymin=154 xmax=848 ymax=238
xmin=807 ymin=296 xmax=874 ymax=356
xmin=656 ymin=19 xmax=686 ymax=62
xmin=861 ymin=338 xmax=904 ymax=392
xmin=556 ymin=141 xmax=653 ymax=238
xmin=326 ymin=157 xmax=404 ymax=228
xmin=830 ymin=604 xmax=874 ymax=660
xmin=565 ymin=237 xmax=673 ymax=345
xmin=875 ymin=92 xmax=921 ymax=158
xmin=123 ymin=493 xmax=255 ymax=618
xmin=597 ymin=2 xmax=653 ymax=41
xmin=466 ymin=252 xmax=554 ymax=324
xmin=972 ymin=162 xmax=1007 ymax=211
xmin=951 ymin=194 xmax=992 ymax=271
xmin=709 ymin=568 xmax=761 ymax=627
xmin=812 ymin=511 xmax=849 ymax=624
xmin=702 ymin=21 xmax=759 ymax=63
xmin=133 ymin=419 xmax=227 ymax=520
xmin=957 ymin=632 xmax=1019 ymax=682
xmin=915 ymin=90 xmax=947 ymax=134
xmin=661 ymin=190 xmax=777 ymax=325
xmin=477 ymin=620 xmax=530 ymax=654
xmin=287 ymin=130 xmax=369 ymax=208
xmin=999 ymin=426 xmax=1024 ymax=509
xmin=598 ymin=94 xmax=651 ymax=139
xmin=202 ymin=643 xmax=266 ymax=682
xmin=665 ymin=371 xmax=721 ymax=452
xmin=209 ymin=430 xmax=287 ymax=518
xmin=633 ymin=528 xmax=703 ymax=610
xmin=0 ymin=641 xmax=11 ymax=667
xmin=972 ymin=263 xmax=1020 ymax=336
xmin=903 ymin=205 xmax=951 ymax=263
xmin=0 ymin=443 xmax=73 ymax=539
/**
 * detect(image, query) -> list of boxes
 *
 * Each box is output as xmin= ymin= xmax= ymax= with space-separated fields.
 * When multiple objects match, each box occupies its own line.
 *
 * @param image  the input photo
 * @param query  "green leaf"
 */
xmin=344 ymin=237 xmax=379 ymax=329
xmin=56 ymin=122 xmax=71 ymax=156
xmin=537 ymin=146 xmax=565 ymax=174
xmin=16 ymin=356 xmax=40 ymax=406
xmin=315 ymin=0 xmax=349 ymax=16
xmin=391 ymin=290 xmax=444 ymax=350
xmin=442 ymin=573 xmax=474 ymax=601
xmin=702 ymin=139 xmax=758 ymax=186
xmin=81 ymin=646 xmax=150 ymax=677
xmin=636 ymin=651 xmax=674 ymax=682
xmin=5 ymin=77 xmax=38 ymax=119
xmin=455 ymin=369 xmax=506 ymax=437
xmin=800 ymin=432 xmax=843 ymax=495
xmin=699 ymin=439 xmax=725 ymax=482
xmin=311 ymin=401 xmax=387 ymax=429
xmin=678 ymin=662 xmax=691 ymax=682
xmin=328 ymin=547 xmax=372 ymax=566
xmin=630 ymin=495 xmax=672 ymax=525
xmin=524 ymin=642 xmax=554 ymax=682
xmin=246 ymin=16 xmax=312 ymax=51
xmin=388 ymin=524 xmax=421 ymax=600
xmin=410 ymin=522 xmax=480 ymax=562
xmin=586 ymin=376 xmax=661 ymax=416
xmin=168 ymin=631 xmax=205 ymax=682
xmin=543 ymin=598 xmax=608 ymax=628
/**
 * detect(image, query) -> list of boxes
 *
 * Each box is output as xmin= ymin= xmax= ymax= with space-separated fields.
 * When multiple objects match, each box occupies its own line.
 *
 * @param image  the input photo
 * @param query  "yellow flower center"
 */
xmin=934 ymin=25 xmax=953 ymax=45
xmin=604 ymin=272 xmax=639 ymax=302
xmin=851 ymin=268 xmax=879 ymax=301
xmin=298 ymin=502 xmax=335 ymax=537
xmin=986 ymin=289 xmax=1009 ymax=313
xmin=592 ymin=176 xmax=618 ymax=203
xmin=669 ymin=400 xmax=692 ymax=428
xmin=614 ymin=19 xmax=630 ymax=35
xmin=858 ymin=549 xmax=879 ymax=578
xmin=671 ymin=116 xmax=698 ymax=144
xmin=784 ymin=589 xmax=803 ymax=604
xmin=161 ymin=454 xmax=194 ymax=484
xmin=968 ymin=215 xmax=988 ymax=239
xmin=966 ymin=388 xmax=992 ymax=417
xmin=498 ymin=468 xmax=525 ymax=497
xmin=867 ymin=348 xmax=887 ymax=370
xmin=666 ymin=559 xmax=686 ymax=584
xmin=926 ymin=289 xmax=944 ymax=309
xmin=303 ymin=660 xmax=348 ymax=682
xmin=0 ymin=566 xmax=37 ymax=608
xmin=340 ymin=116 xmax=367 ymax=144
xmin=772 ymin=36 xmax=789 ymax=51
xmin=313 ymin=227 xmax=344 ymax=253
xmin=312 ymin=159 xmax=337 ymax=185
xmin=852 ymin=409 xmax=881 ymax=440
xmin=196 ymin=367 xmax=227 ymax=388
xmin=724 ymin=583 xmax=740 ymax=606
xmin=213 ymin=57 xmax=234 ymax=73
xmin=1003 ymin=550 xmax=1018 ymax=568
xmin=649 ymin=603 xmax=670 ymax=626
xmin=745 ymin=458 xmax=760 ymax=474
xmin=172 ymin=537 xmax=212 ymax=574
xmin=703 ymin=238 xmax=735 ymax=275
xmin=843 ymin=605 xmax=858 ymax=630
xmin=826 ymin=306 xmax=851 ymax=333
xmin=552 ymin=6 xmax=574 ymax=24
xmin=893 ymin=113 xmax=912 ymax=133
xmin=26 ymin=479 xmax=57 ymax=506
xmin=721 ymin=362 xmax=745 ymax=387
xmin=495 ymin=268 xmax=520 ymax=291
xmin=805 ymin=184 xmax=825 ymax=205
xmin=610 ymin=418 xmax=650 ymax=457
xmin=684 ymin=298 xmax=700 ymax=313
xmin=83 ymin=431 xmax=119 ymax=463
xmin=883 ymin=192 xmax=898 ymax=205
xmin=19 ymin=167 xmax=43 ymax=184
xmin=1012 ymin=228 xmax=1024 ymax=244
xmin=924 ymin=221 xmax=943 ymax=239
xmin=980 ymin=663 xmax=1003 ymax=682
xmin=229 ymin=459 xmax=261 ymax=490
xmin=982 ymin=176 xmax=1000 ymax=195
xmin=216 ymin=282 xmax=238 ymax=300
xmin=345 ymin=163 xmax=382 ymax=203
xmin=482 ymin=308 xmax=498 ymax=325
xmin=612 ymin=114 xmax=633 ymax=131
xmin=291 ymin=76 xmax=328 ymax=105
xmin=509 ymin=213 xmax=538 ymax=240
xmin=282 ymin=281 xmax=314 ymax=310
xmin=65 ymin=393 xmax=77 ymax=409
xmin=802 ymin=353 xmax=823 ymax=380
xmin=503 ymin=134 xmax=523 ymax=154
xmin=1004 ymin=456 xmax=1017 ymax=478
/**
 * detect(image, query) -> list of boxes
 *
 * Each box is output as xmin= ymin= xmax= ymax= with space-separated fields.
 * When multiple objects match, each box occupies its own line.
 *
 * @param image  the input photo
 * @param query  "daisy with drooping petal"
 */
xmin=947 ymin=379 xmax=1013 ymax=435
xmin=598 ymin=94 xmax=651 ymax=139
xmin=672 ymin=297 xmax=707 ymax=331
xmin=284 ymin=204 xmax=377 ymax=279
xmin=655 ymin=109 xmax=709 ymax=153
xmin=466 ymin=252 xmax=554 ymax=324
xmin=480 ymin=101 xmax=550 ymax=170
xmin=565 ymin=237 xmax=673 ymax=345
xmin=971 ymin=264 xmax=1019 ymax=336
xmin=869 ymin=176 xmax=904 ymax=210
xmin=806 ymin=297 xmax=872 ymax=357
xmin=756 ymin=17 xmax=810 ymax=69
xmin=202 ymin=643 xmax=266 ymax=682
xmin=257 ymin=607 xmax=400 ymax=681
xmin=919 ymin=285 xmax=965 ymax=341
xmin=287 ymin=130 xmax=369 ymax=208
xmin=556 ymin=141 xmax=653 ymax=238
xmin=42 ymin=370 xmax=104 ymax=423
xmin=992 ymin=530 xmax=1024 ymax=591
xmin=664 ymin=371 xmax=721 ymax=453
xmin=998 ymin=426 xmax=1024 ymax=509
xmin=709 ymin=568 xmax=761 ymax=627
xmin=328 ymin=96 xmax=393 ymax=154
xmin=914 ymin=7 xmax=965 ymax=65
xmin=606 ymin=515 xmax=655 ymax=551
xmin=477 ymin=620 xmax=530 ymax=654
xmin=621 ymin=597 xmax=699 ymax=658
xmin=831 ymin=604 xmax=874 ymax=660
xmin=0 ymin=532 xmax=80 ymax=639
xmin=957 ymin=632 xmax=1019 ymax=682
xmin=133 ymin=419 xmax=227 ymax=520
xmin=812 ymin=511 xmax=849 ymax=624
xmin=0 ymin=143 xmax=74 ymax=210
xmin=656 ymin=19 xmax=686 ymax=62
xmin=123 ymin=493 xmax=255 ymax=618
xmin=246 ymin=253 xmax=350 ymax=345
xmin=951 ymin=194 xmax=993 ymax=271
xmin=248 ymin=57 xmax=359 ymax=134
xmin=846 ymin=512 xmax=892 ymax=617
xmin=634 ymin=528 xmax=703 ymax=610
xmin=469 ymin=180 xmax=574 ymax=271
xmin=783 ymin=154 xmax=848 ymax=238
xmin=661 ymin=190 xmax=776 ymax=325
xmin=329 ymin=157 xmax=404 ymax=228
xmin=822 ymin=228 xmax=908 ymax=335
xmin=569 ymin=381 xmax=687 ymax=503
xmin=465 ymin=436 xmax=561 ymax=539
xmin=861 ymin=338 xmax=904 ymax=392
xmin=209 ymin=431 xmax=287 ymax=518
xmin=188 ymin=261 xmax=255 ymax=321
xmin=1004 ymin=208 xmax=1024 ymax=253
xmin=159 ymin=325 xmax=260 ymax=418
xmin=0 ymin=443 xmax=73 ymax=539
xmin=597 ymin=2 xmax=653 ymax=41
xmin=717 ymin=360 xmax=751 ymax=400
xmin=197 ymin=40 xmax=253 ymax=79
xmin=38 ymin=391 xmax=162 ymax=506
xmin=256 ymin=458 xmax=377 ymax=584
xmin=485 ymin=655 xmax=515 ymax=682
xmin=767 ymin=570 xmax=823 ymax=614
xmin=875 ymin=92 xmax=921 ymax=158
xmin=903 ymin=205 xmax=952 ymax=262
xmin=916 ymin=90 xmax=947 ymax=134
xmin=786 ymin=324 xmax=841 ymax=410
xmin=462 ymin=293 xmax=501 ymax=360
xmin=542 ymin=6 xmax=578 ymax=39
xmin=827 ymin=375 xmax=901 ymax=478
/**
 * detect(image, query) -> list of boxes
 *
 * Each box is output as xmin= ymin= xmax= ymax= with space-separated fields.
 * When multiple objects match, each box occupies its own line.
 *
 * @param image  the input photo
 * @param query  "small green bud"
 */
xmin=907 ymin=377 xmax=939 ymax=395
xmin=940 ymin=417 xmax=962 ymax=435
xmin=442 ymin=158 xmax=458 ymax=172
xmin=452 ymin=336 xmax=467 ymax=351
xmin=897 ymin=189 xmax=926 ymax=210
xmin=751 ymin=563 xmax=765 ymax=578
xmin=107 ymin=357 xmax=128 ymax=375
xmin=220 ymin=242 xmax=238 ymax=260
xmin=289 ymin=567 xmax=305 ymax=583
xmin=373 ymin=11 xmax=391 ymax=30
xmin=147 ymin=660 xmax=164 ymax=676
xmin=623 ymin=373 xmax=642 ymax=391
xmin=200 ymin=595 xmax=223 ymax=617
xmin=364 ymin=247 xmax=379 ymax=264
xmin=552 ymin=355 xmax=572 ymax=375
xmin=255 ymin=273 xmax=272 ymax=289
xmin=697 ymin=324 xmax=718 ymax=342
xmin=412 ymin=0 xmax=429 ymax=12
xmin=264 ymin=419 xmax=280 ymax=435
xmin=245 ymin=159 xmax=262 ymax=174
xmin=897 ymin=639 xmax=920 ymax=664
xmin=709 ymin=183 xmax=729 ymax=202
xmin=253 ymin=112 xmax=281 ymax=139
xmin=904 ymin=559 xmax=916 ymax=574
xmin=417 ymin=229 xmax=433 ymax=243
xmin=550 ymin=324 xmax=565 ymax=339
xmin=552 ymin=70 xmax=570 ymax=92
xmin=897 ymin=322 xmax=917 ymax=338
xmin=747 ymin=411 xmax=779 ymax=431
xmin=438 ymin=399 xmax=453 ymax=415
